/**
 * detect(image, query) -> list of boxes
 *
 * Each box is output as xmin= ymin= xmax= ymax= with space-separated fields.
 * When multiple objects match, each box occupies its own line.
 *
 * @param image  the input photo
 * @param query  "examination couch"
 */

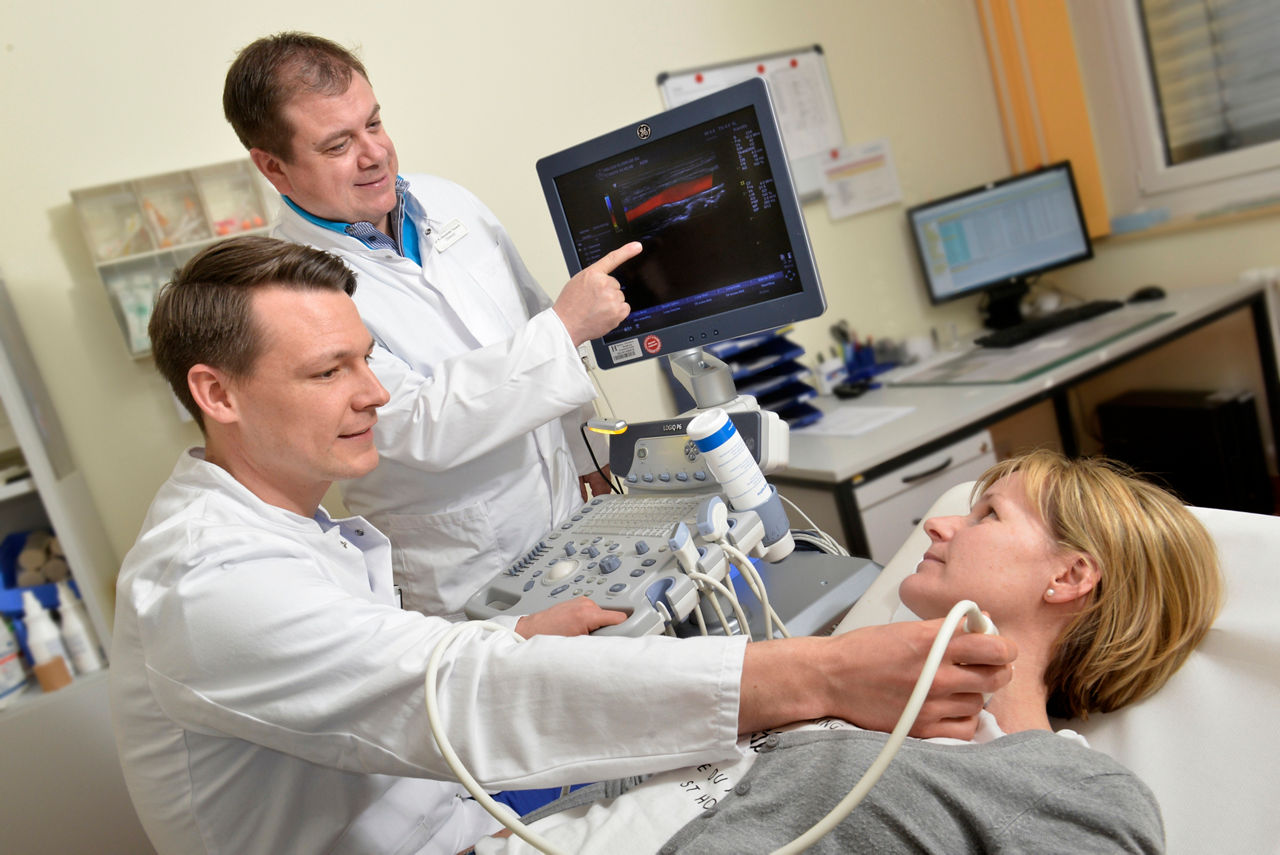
xmin=834 ymin=481 xmax=1280 ymax=854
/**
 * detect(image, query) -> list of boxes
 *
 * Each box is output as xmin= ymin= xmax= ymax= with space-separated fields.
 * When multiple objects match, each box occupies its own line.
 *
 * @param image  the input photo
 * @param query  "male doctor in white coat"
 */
xmin=224 ymin=32 xmax=634 ymax=618
xmin=111 ymin=235 xmax=1015 ymax=854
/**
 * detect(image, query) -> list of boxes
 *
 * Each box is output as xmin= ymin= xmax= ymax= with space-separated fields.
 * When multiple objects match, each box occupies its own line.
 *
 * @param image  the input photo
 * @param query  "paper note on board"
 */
xmin=820 ymin=139 xmax=903 ymax=220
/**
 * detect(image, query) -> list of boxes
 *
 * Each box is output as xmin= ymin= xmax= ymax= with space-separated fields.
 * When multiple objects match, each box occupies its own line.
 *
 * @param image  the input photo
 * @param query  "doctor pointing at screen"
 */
xmin=223 ymin=32 xmax=640 ymax=618
xmin=110 ymin=236 xmax=1015 ymax=853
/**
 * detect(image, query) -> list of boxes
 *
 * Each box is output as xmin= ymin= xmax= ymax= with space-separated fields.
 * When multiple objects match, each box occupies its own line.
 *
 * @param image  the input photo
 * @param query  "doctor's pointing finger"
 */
xmin=553 ymin=241 xmax=642 ymax=346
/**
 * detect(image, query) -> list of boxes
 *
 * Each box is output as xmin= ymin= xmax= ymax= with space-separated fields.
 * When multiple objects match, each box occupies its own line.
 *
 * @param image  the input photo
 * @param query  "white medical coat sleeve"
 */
xmin=274 ymin=175 xmax=601 ymax=475
xmin=135 ymin=526 xmax=744 ymax=787
xmin=367 ymin=307 xmax=595 ymax=472
xmin=483 ymin=213 xmax=608 ymax=480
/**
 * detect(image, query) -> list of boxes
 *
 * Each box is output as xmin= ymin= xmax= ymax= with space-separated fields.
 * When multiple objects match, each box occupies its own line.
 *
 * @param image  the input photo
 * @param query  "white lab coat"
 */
xmin=110 ymin=450 xmax=746 ymax=854
xmin=275 ymin=176 xmax=603 ymax=617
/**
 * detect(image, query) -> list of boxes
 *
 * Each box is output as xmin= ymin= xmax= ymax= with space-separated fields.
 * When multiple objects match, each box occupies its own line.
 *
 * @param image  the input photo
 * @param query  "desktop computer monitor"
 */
xmin=906 ymin=161 xmax=1093 ymax=329
xmin=536 ymin=77 xmax=826 ymax=372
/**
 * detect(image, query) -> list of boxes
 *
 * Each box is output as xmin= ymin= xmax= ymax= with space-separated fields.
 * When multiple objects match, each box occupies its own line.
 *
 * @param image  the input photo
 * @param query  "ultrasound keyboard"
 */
xmin=975 ymin=299 xmax=1124 ymax=348
xmin=465 ymin=492 xmax=738 ymax=637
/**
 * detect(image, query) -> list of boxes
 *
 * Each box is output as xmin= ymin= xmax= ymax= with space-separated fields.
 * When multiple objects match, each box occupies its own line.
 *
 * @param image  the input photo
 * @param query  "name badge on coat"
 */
xmin=433 ymin=218 xmax=468 ymax=253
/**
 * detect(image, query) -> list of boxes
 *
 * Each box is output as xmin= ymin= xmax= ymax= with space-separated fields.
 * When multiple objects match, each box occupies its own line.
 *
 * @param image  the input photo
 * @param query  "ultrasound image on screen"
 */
xmin=552 ymin=107 xmax=803 ymax=344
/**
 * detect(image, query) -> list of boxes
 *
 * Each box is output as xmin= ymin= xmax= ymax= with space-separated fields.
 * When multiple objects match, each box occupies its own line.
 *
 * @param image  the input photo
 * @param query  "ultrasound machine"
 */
xmin=464 ymin=79 xmax=879 ymax=639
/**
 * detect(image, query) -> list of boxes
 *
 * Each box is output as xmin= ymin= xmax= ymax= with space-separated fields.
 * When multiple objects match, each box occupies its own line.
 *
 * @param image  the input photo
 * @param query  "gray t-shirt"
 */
xmin=658 ymin=727 xmax=1163 ymax=854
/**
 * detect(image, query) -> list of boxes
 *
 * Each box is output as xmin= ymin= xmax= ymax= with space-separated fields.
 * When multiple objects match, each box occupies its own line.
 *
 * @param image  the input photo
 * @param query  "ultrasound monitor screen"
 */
xmin=538 ymin=79 xmax=825 ymax=369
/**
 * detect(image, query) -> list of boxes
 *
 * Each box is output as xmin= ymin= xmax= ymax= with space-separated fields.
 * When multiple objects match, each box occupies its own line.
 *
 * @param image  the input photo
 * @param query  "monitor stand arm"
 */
xmin=666 ymin=347 xmax=789 ymax=474
xmin=667 ymin=347 xmax=738 ymax=410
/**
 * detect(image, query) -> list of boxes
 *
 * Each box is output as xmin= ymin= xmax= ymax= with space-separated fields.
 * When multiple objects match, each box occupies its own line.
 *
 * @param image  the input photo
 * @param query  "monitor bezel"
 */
xmin=905 ymin=160 xmax=1094 ymax=309
xmin=536 ymin=77 xmax=826 ymax=370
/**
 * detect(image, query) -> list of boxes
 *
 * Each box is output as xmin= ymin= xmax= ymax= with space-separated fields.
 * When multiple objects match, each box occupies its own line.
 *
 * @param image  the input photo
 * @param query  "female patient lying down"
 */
xmin=474 ymin=450 xmax=1223 ymax=854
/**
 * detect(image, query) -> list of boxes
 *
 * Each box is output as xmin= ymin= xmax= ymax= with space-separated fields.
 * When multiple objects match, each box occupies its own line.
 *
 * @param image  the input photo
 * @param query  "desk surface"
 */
xmin=784 ymin=280 xmax=1271 ymax=484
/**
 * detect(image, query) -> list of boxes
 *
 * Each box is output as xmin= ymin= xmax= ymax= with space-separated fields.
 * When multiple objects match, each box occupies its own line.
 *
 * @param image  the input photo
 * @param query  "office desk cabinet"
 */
xmin=775 ymin=281 xmax=1280 ymax=556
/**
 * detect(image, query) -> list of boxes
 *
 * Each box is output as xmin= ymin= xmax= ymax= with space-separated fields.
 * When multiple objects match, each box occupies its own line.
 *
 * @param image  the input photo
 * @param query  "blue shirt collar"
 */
xmin=282 ymin=194 xmax=348 ymax=235
xmin=282 ymin=176 xmax=421 ymax=264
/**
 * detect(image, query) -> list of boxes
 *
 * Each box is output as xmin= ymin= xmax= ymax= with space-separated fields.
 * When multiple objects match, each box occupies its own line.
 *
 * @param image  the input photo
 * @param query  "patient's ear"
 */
xmin=1047 ymin=553 xmax=1101 ymax=605
xmin=188 ymin=364 xmax=239 ymax=427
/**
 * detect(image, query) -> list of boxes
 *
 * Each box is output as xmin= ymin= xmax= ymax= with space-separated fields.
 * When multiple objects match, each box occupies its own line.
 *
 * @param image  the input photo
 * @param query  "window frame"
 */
xmin=1075 ymin=0 xmax=1280 ymax=218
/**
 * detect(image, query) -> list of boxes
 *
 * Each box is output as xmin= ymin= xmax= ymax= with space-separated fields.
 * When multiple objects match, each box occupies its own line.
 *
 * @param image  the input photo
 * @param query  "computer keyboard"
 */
xmin=975 ymin=300 xmax=1124 ymax=348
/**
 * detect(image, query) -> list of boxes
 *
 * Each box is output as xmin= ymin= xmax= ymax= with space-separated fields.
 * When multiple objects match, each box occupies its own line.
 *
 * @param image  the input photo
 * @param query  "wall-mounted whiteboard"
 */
xmin=658 ymin=45 xmax=844 ymax=200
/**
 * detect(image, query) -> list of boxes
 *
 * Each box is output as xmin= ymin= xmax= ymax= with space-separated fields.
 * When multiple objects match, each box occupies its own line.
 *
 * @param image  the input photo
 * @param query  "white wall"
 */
xmin=2 ymin=0 xmax=1273 ymax=581
xmin=0 ymin=0 xmax=1006 ymax=567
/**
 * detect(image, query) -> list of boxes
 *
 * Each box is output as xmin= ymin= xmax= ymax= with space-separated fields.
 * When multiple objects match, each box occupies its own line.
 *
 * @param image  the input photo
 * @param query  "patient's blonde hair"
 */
xmin=975 ymin=450 xmax=1223 ymax=720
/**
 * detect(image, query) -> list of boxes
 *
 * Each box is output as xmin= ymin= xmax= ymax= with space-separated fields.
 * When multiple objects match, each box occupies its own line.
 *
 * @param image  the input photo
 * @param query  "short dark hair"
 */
xmin=223 ymin=32 xmax=369 ymax=160
xmin=149 ymin=235 xmax=357 ymax=429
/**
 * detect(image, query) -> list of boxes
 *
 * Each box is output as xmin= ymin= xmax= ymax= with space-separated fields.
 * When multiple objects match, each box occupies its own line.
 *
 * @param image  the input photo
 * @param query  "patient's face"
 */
xmin=900 ymin=473 xmax=1061 ymax=624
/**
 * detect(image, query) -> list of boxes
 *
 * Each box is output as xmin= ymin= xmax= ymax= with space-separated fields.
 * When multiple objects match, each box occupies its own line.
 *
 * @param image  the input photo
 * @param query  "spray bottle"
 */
xmin=56 ymin=581 xmax=106 ymax=674
xmin=22 ymin=589 xmax=73 ymax=690
xmin=0 ymin=615 xmax=29 ymax=709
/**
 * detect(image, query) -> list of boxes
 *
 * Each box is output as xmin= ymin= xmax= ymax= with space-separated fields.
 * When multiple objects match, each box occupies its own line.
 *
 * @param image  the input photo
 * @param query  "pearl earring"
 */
xmin=1046 ymin=588 xmax=1056 ymax=597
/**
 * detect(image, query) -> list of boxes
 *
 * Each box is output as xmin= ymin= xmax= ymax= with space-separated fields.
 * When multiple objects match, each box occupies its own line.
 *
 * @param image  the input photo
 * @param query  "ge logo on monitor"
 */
xmin=636 ymin=123 xmax=651 ymax=140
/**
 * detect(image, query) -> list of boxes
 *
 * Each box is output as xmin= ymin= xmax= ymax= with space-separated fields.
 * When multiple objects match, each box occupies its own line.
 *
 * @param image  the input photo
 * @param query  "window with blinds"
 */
xmin=1068 ymin=0 xmax=1280 ymax=219
xmin=1139 ymin=0 xmax=1280 ymax=167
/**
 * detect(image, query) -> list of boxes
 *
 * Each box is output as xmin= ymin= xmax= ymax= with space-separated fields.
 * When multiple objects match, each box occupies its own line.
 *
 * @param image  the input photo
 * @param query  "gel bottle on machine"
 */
xmin=686 ymin=407 xmax=793 ymax=562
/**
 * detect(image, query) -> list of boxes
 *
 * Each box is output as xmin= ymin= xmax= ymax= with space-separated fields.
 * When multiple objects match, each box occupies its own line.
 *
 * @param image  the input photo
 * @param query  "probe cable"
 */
xmin=425 ymin=621 xmax=569 ymax=855
xmin=577 ymin=422 xmax=623 ymax=494
xmin=718 ymin=539 xmax=791 ymax=639
xmin=686 ymin=570 xmax=752 ymax=638
xmin=426 ymin=600 xmax=993 ymax=855
xmin=779 ymin=492 xmax=849 ymax=556
xmin=769 ymin=599 xmax=994 ymax=855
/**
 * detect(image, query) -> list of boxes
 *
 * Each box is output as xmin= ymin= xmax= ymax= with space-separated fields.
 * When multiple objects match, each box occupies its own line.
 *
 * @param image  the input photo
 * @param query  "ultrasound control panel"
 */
xmin=464 ymin=492 xmax=738 ymax=637
xmin=464 ymin=411 xmax=785 ymax=637
xmin=608 ymin=412 xmax=765 ymax=491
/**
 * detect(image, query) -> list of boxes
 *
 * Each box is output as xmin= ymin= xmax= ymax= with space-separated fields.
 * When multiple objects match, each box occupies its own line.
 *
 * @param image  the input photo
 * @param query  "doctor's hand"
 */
xmin=832 ymin=619 xmax=1016 ymax=740
xmin=579 ymin=466 xmax=613 ymax=501
xmin=515 ymin=597 xmax=627 ymax=638
xmin=737 ymin=621 xmax=1016 ymax=740
xmin=553 ymin=242 xmax=642 ymax=346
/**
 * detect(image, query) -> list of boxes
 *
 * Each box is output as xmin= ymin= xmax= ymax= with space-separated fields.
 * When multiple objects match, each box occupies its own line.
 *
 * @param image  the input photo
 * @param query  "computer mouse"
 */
xmin=1129 ymin=285 xmax=1166 ymax=302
